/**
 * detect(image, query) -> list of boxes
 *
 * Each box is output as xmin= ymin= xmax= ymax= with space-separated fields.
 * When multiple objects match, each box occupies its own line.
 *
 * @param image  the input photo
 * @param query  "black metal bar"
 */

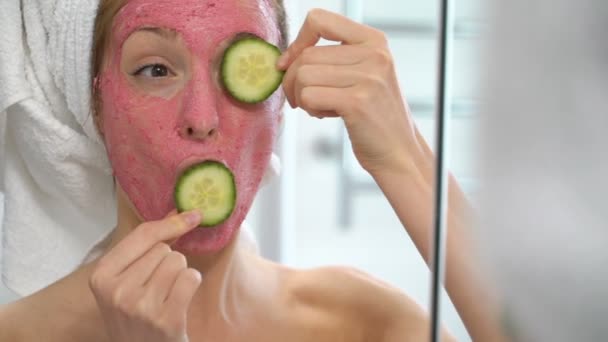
xmin=430 ymin=0 xmax=453 ymax=341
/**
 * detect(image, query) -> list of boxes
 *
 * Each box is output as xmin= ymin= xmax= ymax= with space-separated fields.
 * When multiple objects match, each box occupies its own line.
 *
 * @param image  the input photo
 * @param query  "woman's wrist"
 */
xmin=368 ymin=143 xmax=433 ymax=190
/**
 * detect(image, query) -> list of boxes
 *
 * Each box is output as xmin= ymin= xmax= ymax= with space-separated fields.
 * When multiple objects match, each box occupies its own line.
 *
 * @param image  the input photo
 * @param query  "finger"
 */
xmin=164 ymin=209 xmax=178 ymax=218
xmin=118 ymin=242 xmax=172 ymax=288
xmin=277 ymin=9 xmax=378 ymax=69
xmin=143 ymin=251 xmax=188 ymax=303
xmin=165 ymin=268 xmax=202 ymax=312
xmin=287 ymin=65 xmax=363 ymax=109
xmin=163 ymin=209 xmax=186 ymax=245
xmin=97 ymin=210 xmax=201 ymax=276
xmin=298 ymin=86 xmax=352 ymax=116
xmin=309 ymin=110 xmax=340 ymax=119
xmin=281 ymin=46 xmax=369 ymax=106
xmin=290 ymin=45 xmax=372 ymax=67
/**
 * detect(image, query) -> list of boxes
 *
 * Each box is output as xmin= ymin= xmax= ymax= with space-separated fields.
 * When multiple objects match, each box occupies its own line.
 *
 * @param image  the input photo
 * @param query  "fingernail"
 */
xmin=276 ymin=52 xmax=289 ymax=69
xmin=183 ymin=210 xmax=202 ymax=226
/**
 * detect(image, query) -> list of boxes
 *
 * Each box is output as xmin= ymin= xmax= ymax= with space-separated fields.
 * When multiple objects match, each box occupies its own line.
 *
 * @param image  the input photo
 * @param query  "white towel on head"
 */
xmin=0 ymin=0 xmax=278 ymax=297
xmin=0 ymin=0 xmax=116 ymax=297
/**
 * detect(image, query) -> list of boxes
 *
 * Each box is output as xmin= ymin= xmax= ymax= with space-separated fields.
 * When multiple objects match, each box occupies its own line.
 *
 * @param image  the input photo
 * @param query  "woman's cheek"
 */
xmin=100 ymin=88 xmax=184 ymax=220
xmin=102 ymin=74 xmax=176 ymax=148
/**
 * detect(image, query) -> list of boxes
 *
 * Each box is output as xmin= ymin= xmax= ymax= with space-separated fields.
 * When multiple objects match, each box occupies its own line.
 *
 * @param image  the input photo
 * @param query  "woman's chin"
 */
xmin=171 ymin=219 xmax=239 ymax=255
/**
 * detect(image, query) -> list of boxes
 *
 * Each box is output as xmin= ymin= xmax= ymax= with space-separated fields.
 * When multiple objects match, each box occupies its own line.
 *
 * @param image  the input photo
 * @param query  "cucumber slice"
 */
xmin=221 ymin=37 xmax=284 ymax=103
xmin=174 ymin=161 xmax=236 ymax=227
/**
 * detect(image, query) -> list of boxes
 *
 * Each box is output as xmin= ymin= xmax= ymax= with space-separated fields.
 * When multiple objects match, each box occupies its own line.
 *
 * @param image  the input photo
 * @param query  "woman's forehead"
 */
xmin=113 ymin=0 xmax=279 ymax=47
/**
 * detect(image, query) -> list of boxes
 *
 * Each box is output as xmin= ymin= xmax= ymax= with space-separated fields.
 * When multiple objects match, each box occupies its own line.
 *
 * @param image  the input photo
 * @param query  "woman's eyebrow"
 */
xmin=134 ymin=27 xmax=178 ymax=40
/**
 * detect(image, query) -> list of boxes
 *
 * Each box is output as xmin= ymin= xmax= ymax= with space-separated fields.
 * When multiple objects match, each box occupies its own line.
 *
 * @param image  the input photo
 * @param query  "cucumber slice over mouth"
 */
xmin=221 ymin=37 xmax=284 ymax=103
xmin=174 ymin=161 xmax=236 ymax=227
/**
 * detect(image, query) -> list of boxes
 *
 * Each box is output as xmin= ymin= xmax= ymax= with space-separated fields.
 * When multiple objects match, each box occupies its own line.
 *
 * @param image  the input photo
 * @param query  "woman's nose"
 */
xmin=181 ymin=124 xmax=217 ymax=140
xmin=178 ymin=75 xmax=220 ymax=141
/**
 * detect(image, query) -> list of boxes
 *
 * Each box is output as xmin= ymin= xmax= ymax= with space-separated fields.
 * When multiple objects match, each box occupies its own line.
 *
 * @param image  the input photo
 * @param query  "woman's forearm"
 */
xmin=370 ymin=157 xmax=509 ymax=342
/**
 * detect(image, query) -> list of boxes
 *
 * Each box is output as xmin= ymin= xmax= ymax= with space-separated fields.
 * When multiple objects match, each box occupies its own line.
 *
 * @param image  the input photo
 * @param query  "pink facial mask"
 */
xmin=99 ymin=0 xmax=282 ymax=254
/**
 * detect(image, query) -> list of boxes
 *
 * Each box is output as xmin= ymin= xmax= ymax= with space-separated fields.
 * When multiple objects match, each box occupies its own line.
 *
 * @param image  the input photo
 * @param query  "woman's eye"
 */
xmin=133 ymin=64 xmax=171 ymax=78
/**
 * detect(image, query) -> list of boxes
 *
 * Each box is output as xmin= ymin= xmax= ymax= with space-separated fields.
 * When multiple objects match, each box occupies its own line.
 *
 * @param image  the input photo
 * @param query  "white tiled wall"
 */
xmin=362 ymin=0 xmax=481 ymax=21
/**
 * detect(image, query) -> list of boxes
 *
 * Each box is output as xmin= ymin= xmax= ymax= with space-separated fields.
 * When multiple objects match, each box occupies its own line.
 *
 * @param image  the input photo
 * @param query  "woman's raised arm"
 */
xmin=278 ymin=8 xmax=509 ymax=341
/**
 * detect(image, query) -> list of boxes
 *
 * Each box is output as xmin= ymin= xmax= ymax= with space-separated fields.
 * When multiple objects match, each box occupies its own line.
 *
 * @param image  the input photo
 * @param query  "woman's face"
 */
xmin=98 ymin=0 xmax=282 ymax=254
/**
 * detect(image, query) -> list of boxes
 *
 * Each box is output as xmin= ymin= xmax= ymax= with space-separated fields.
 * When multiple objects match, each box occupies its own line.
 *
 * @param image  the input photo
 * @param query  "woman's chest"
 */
xmin=186 ymin=314 xmax=368 ymax=342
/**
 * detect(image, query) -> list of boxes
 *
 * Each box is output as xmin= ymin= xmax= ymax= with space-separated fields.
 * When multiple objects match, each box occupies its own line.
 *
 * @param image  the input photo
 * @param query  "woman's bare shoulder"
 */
xmin=282 ymin=265 xmax=434 ymax=341
xmin=0 ymin=270 xmax=99 ymax=342
xmin=0 ymin=299 xmax=30 ymax=342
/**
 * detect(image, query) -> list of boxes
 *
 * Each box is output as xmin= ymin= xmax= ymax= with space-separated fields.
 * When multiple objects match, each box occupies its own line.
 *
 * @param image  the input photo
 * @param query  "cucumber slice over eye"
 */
xmin=174 ymin=161 xmax=237 ymax=227
xmin=221 ymin=37 xmax=284 ymax=104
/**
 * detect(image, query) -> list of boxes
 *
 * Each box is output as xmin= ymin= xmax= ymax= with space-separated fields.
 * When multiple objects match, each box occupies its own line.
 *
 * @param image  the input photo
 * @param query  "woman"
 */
xmin=0 ymin=0 xmax=505 ymax=341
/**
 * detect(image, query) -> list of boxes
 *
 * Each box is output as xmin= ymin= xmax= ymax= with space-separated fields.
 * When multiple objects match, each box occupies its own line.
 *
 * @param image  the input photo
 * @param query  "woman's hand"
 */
xmin=89 ymin=210 xmax=203 ymax=342
xmin=278 ymin=9 xmax=429 ymax=178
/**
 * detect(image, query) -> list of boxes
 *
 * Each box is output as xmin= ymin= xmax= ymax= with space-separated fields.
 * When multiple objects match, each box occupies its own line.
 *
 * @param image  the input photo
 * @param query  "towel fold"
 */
xmin=0 ymin=0 xmax=277 ymax=297
xmin=0 ymin=0 xmax=116 ymax=296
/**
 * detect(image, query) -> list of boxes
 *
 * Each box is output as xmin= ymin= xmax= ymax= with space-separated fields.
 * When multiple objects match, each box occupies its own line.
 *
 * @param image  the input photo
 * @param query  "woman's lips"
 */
xmin=175 ymin=155 xmax=230 ymax=182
